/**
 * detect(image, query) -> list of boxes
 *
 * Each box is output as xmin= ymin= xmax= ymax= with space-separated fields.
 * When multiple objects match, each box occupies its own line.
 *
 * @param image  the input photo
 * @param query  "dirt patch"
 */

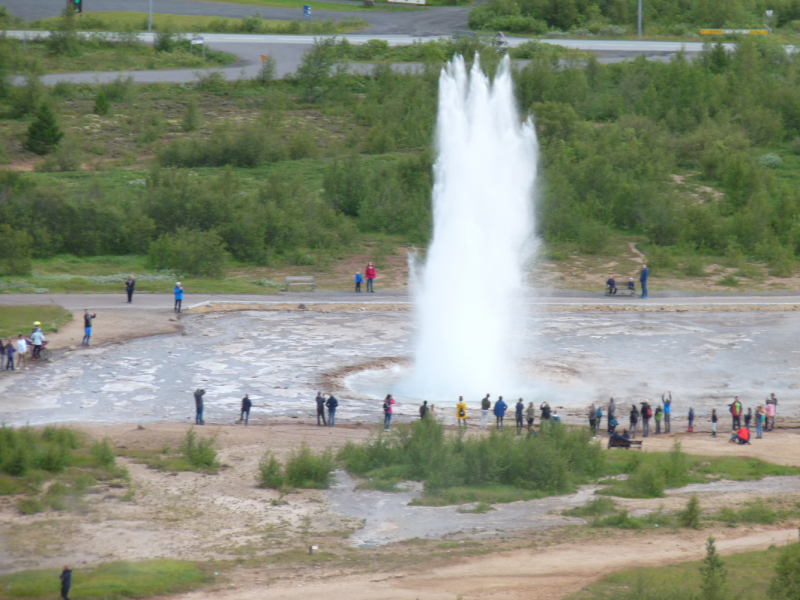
xmin=319 ymin=356 xmax=410 ymax=392
xmin=45 ymin=308 xmax=181 ymax=351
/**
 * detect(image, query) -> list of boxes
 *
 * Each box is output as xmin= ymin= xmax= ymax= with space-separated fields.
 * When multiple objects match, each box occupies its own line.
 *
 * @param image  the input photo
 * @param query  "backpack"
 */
xmin=646 ymin=407 xmax=652 ymax=419
xmin=383 ymin=400 xmax=390 ymax=412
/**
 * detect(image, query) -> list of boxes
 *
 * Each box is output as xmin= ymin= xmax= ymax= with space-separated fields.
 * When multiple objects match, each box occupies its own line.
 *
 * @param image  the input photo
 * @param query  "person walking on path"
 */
xmin=365 ymin=262 xmax=376 ymax=293
xmin=756 ymin=405 xmax=764 ymax=439
xmin=31 ymin=326 xmax=45 ymax=360
xmin=82 ymin=309 xmax=96 ymax=345
xmin=5 ymin=340 xmax=15 ymax=371
xmin=315 ymin=392 xmax=327 ymax=426
xmin=729 ymin=396 xmax=743 ymax=430
xmin=629 ymin=405 xmax=639 ymax=439
xmin=711 ymin=408 xmax=718 ymax=437
xmin=654 ymin=406 xmax=663 ymax=434
xmin=688 ymin=407 xmax=695 ymax=431
xmin=240 ymin=393 xmax=252 ymax=425
xmin=515 ymin=399 xmax=524 ymax=433
xmin=194 ymin=389 xmax=205 ymax=425
xmin=765 ymin=400 xmax=776 ymax=432
xmin=640 ymin=401 xmax=651 ymax=437
xmin=16 ymin=335 xmax=28 ymax=370
xmin=419 ymin=400 xmax=428 ymax=419
xmin=526 ymin=402 xmax=535 ymax=433
xmin=456 ymin=396 xmax=468 ymax=428
xmin=480 ymin=394 xmax=491 ymax=429
xmin=383 ymin=394 xmax=395 ymax=431
xmin=60 ymin=566 xmax=72 ymax=600
xmin=174 ymin=282 xmax=183 ymax=313
xmin=662 ymin=392 xmax=672 ymax=433
xmin=607 ymin=398 xmax=616 ymax=434
xmin=326 ymin=394 xmax=338 ymax=426
xmin=354 ymin=272 xmax=363 ymax=293
xmin=125 ymin=275 xmax=136 ymax=303
xmin=493 ymin=396 xmax=507 ymax=429
xmin=639 ymin=264 xmax=649 ymax=299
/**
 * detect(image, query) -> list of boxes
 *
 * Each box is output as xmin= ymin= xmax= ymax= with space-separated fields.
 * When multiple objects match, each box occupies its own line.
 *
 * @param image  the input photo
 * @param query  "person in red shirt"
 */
xmin=730 ymin=427 xmax=750 ymax=444
xmin=365 ymin=261 xmax=377 ymax=293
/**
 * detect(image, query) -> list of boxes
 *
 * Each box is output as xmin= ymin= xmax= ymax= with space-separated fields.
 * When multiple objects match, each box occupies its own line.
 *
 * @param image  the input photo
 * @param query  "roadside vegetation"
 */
xmin=116 ymin=428 xmax=219 ymax=474
xmin=0 ymin=305 xmax=71 ymax=337
xmin=257 ymin=444 xmax=336 ymax=490
xmin=571 ymin=536 xmax=800 ymax=600
xmin=1 ymin=34 xmax=800 ymax=288
xmin=0 ymin=560 xmax=214 ymax=600
xmin=0 ymin=425 xmax=130 ymax=515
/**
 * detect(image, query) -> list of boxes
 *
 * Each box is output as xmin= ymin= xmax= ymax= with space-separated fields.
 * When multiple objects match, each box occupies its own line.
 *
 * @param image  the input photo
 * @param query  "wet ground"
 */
xmin=1 ymin=308 xmax=798 ymax=426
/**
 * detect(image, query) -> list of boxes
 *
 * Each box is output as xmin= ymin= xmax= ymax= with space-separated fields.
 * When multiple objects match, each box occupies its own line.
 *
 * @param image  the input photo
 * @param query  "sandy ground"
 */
xmin=45 ymin=308 xmax=181 ymax=351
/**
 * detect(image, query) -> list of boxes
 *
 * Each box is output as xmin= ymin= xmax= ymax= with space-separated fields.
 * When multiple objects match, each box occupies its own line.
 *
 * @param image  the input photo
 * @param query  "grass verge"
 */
xmin=0 ymin=560 xmax=214 ymax=599
xmin=0 ymin=305 xmax=72 ymax=338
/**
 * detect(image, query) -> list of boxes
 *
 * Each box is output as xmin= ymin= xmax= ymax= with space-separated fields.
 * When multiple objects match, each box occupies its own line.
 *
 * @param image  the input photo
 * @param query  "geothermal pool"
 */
xmin=1 ymin=308 xmax=797 ymax=427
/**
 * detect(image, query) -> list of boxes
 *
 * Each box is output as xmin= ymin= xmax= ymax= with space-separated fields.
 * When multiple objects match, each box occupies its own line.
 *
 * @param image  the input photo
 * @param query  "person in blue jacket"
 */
xmin=515 ymin=398 xmax=524 ymax=433
xmin=326 ymin=394 xmax=338 ymax=426
xmin=494 ymin=396 xmax=508 ymax=429
xmin=174 ymin=282 xmax=183 ymax=313
xmin=354 ymin=272 xmax=363 ymax=293
xmin=639 ymin=264 xmax=649 ymax=299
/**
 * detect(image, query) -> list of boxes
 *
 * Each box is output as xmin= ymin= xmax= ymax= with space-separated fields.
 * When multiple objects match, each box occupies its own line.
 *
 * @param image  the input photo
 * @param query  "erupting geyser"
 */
xmin=397 ymin=54 xmax=540 ymax=401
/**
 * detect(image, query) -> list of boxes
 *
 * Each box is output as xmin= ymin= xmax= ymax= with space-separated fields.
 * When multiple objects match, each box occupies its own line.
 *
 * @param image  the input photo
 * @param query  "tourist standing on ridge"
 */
xmin=16 ymin=334 xmax=28 ymax=370
xmin=125 ymin=274 xmax=135 ymax=303
xmin=607 ymin=398 xmax=616 ymax=434
xmin=494 ymin=396 xmax=507 ymax=429
xmin=31 ymin=325 xmax=45 ymax=360
xmin=419 ymin=400 xmax=428 ymax=419
xmin=744 ymin=407 xmax=752 ymax=429
xmin=174 ymin=282 xmax=183 ymax=313
xmin=326 ymin=394 xmax=338 ymax=426
xmin=5 ymin=339 xmax=15 ymax=371
xmin=355 ymin=271 xmax=363 ymax=293
xmin=688 ymin=406 xmax=695 ymax=432
xmin=729 ymin=396 xmax=743 ymax=430
xmin=765 ymin=400 xmax=775 ymax=431
xmin=662 ymin=391 xmax=672 ymax=433
xmin=540 ymin=402 xmax=551 ymax=421
xmin=654 ymin=405 xmax=663 ymax=434
xmin=515 ymin=398 xmax=524 ymax=433
xmin=383 ymin=394 xmax=395 ymax=430
xmin=456 ymin=396 xmax=468 ymax=428
xmin=711 ymin=408 xmax=718 ymax=437
xmin=480 ymin=394 xmax=491 ymax=429
xmin=526 ymin=402 xmax=535 ymax=433
xmin=629 ymin=405 xmax=639 ymax=439
xmin=596 ymin=405 xmax=603 ymax=435
xmin=756 ymin=405 xmax=764 ymax=438
xmin=365 ymin=262 xmax=376 ymax=293
xmin=639 ymin=264 xmax=649 ymax=299
xmin=82 ymin=309 xmax=96 ymax=346
xmin=315 ymin=392 xmax=327 ymax=426
xmin=588 ymin=404 xmax=597 ymax=435
xmin=640 ymin=401 xmax=651 ymax=437
xmin=240 ymin=393 xmax=252 ymax=425
xmin=194 ymin=388 xmax=205 ymax=425
xmin=60 ymin=566 xmax=72 ymax=600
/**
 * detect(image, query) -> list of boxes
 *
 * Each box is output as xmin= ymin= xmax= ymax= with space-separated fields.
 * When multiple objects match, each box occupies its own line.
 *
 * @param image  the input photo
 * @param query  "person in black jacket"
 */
xmin=629 ymin=405 xmax=639 ymax=439
xmin=315 ymin=392 xmax=327 ymax=426
xmin=60 ymin=566 xmax=72 ymax=600
xmin=125 ymin=275 xmax=135 ymax=303
xmin=326 ymin=394 xmax=338 ymax=426
xmin=240 ymin=394 xmax=252 ymax=425
xmin=419 ymin=400 xmax=428 ymax=419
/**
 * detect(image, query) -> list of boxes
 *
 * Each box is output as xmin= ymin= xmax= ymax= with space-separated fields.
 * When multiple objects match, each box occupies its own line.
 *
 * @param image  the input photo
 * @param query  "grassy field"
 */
xmin=569 ymin=544 xmax=790 ymax=600
xmin=0 ymin=305 xmax=72 ymax=337
xmin=28 ymin=11 xmax=370 ymax=33
xmin=0 ymin=560 xmax=214 ymax=599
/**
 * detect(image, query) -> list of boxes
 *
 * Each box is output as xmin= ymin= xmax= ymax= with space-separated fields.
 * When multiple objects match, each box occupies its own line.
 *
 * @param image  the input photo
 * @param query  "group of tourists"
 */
xmin=600 ymin=392 xmax=780 ymax=444
xmin=605 ymin=264 xmax=649 ymax=298
xmin=0 ymin=321 xmax=47 ymax=372
xmin=354 ymin=262 xmax=377 ymax=293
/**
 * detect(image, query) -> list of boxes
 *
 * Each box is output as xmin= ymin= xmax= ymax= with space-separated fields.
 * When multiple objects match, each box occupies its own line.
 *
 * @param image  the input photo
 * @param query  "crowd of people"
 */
xmin=600 ymin=392 xmax=780 ymax=445
xmin=0 ymin=321 xmax=48 ymax=372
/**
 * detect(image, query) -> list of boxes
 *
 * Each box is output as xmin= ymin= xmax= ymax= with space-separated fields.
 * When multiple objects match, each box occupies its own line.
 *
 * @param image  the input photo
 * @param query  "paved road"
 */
xmin=3 ymin=291 xmax=800 ymax=311
xmin=3 ymin=0 xmax=471 ymax=36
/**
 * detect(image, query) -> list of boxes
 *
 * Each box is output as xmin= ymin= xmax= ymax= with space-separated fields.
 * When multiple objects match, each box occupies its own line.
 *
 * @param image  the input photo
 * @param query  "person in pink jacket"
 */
xmin=765 ymin=401 xmax=776 ymax=432
xmin=365 ymin=262 xmax=376 ymax=293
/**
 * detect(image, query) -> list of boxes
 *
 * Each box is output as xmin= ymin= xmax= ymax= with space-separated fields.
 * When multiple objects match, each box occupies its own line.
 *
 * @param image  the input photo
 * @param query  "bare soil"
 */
xmin=45 ymin=309 xmax=181 ymax=351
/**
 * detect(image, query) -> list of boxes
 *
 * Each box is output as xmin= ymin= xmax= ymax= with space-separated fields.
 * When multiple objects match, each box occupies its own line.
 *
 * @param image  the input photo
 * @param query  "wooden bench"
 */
xmin=605 ymin=283 xmax=636 ymax=296
xmin=283 ymin=276 xmax=316 ymax=292
xmin=608 ymin=438 xmax=643 ymax=450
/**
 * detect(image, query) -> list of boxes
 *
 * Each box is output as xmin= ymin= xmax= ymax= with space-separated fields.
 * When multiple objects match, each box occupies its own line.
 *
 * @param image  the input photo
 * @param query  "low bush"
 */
xmin=284 ymin=444 xmax=335 ymax=489
xmin=564 ymin=497 xmax=616 ymax=517
xmin=592 ymin=508 xmax=673 ymax=529
xmin=178 ymin=429 xmax=218 ymax=471
xmin=714 ymin=499 xmax=786 ymax=526
xmin=678 ymin=495 xmax=703 ymax=529
xmin=257 ymin=451 xmax=285 ymax=489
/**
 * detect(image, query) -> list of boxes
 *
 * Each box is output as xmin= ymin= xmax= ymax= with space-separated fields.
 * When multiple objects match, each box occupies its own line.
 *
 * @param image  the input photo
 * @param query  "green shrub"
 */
xmin=181 ymin=98 xmax=200 ymax=132
xmin=102 ymin=75 xmax=136 ymax=102
xmin=284 ymin=444 xmax=335 ymax=489
xmin=715 ymin=499 xmax=781 ymax=525
xmin=93 ymin=90 xmax=110 ymax=115
xmin=769 ymin=537 xmax=800 ymax=600
xmin=91 ymin=440 xmax=116 ymax=469
xmin=758 ymin=153 xmax=783 ymax=168
xmin=564 ymin=497 xmax=616 ymax=517
xmin=257 ymin=451 xmax=284 ymax=489
xmin=154 ymin=26 xmax=178 ymax=52
xmin=0 ymin=224 xmax=33 ymax=275
xmin=178 ymin=429 xmax=217 ymax=471
xmin=24 ymin=104 xmax=64 ymax=155
xmin=678 ymin=495 xmax=703 ymax=529
xmin=147 ymin=228 xmax=229 ymax=278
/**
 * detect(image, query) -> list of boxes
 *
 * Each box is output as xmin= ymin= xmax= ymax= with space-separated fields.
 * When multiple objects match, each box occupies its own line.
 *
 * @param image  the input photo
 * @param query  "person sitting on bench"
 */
xmin=730 ymin=427 xmax=750 ymax=445
xmin=627 ymin=277 xmax=635 ymax=290
xmin=606 ymin=275 xmax=617 ymax=295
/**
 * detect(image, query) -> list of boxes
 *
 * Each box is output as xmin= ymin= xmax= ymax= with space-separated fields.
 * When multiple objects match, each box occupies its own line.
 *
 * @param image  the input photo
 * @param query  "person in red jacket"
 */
xmin=365 ymin=261 xmax=377 ymax=293
xmin=730 ymin=426 xmax=750 ymax=444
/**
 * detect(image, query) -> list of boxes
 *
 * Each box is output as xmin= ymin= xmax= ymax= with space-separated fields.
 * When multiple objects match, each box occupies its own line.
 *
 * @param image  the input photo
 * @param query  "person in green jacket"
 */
xmin=654 ymin=406 xmax=663 ymax=434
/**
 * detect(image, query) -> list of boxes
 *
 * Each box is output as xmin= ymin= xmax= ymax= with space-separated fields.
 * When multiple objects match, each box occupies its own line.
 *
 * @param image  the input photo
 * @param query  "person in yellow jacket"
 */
xmin=456 ymin=396 xmax=468 ymax=429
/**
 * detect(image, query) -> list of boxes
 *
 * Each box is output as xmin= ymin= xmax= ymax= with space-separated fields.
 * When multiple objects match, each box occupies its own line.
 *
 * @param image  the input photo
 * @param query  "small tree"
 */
xmin=699 ymin=537 xmax=728 ymax=600
xmin=678 ymin=495 xmax=702 ymax=529
xmin=768 ymin=531 xmax=800 ymax=599
xmin=93 ymin=90 xmax=110 ymax=115
xmin=24 ymin=103 xmax=64 ymax=155
xmin=181 ymin=98 xmax=200 ymax=132
xmin=256 ymin=53 xmax=277 ymax=85
xmin=295 ymin=37 xmax=343 ymax=103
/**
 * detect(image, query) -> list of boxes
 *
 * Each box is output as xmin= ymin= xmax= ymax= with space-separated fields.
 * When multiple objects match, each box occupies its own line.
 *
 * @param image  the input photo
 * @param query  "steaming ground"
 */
xmin=1 ymin=308 xmax=798 ymax=426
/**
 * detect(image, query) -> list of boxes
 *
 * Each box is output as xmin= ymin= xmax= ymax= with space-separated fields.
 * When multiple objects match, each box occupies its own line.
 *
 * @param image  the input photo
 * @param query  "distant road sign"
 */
xmin=303 ymin=5 xmax=311 ymax=18
xmin=700 ymin=29 xmax=769 ymax=34
xmin=191 ymin=37 xmax=204 ymax=45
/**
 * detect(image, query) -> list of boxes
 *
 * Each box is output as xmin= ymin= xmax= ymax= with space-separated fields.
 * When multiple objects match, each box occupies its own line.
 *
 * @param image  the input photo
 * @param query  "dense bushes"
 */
xmin=257 ymin=444 xmax=335 ymax=489
xmin=338 ymin=418 xmax=605 ymax=499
